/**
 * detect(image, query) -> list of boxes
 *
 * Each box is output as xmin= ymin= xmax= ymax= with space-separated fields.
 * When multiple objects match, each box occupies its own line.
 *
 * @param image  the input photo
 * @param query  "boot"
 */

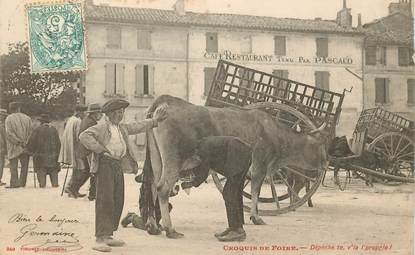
xmin=121 ymin=212 xmax=136 ymax=227
xmin=216 ymin=228 xmax=246 ymax=242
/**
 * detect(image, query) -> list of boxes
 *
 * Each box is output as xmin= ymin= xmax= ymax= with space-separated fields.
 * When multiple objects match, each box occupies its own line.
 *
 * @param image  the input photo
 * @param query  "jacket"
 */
xmin=58 ymin=115 xmax=82 ymax=167
xmin=5 ymin=113 xmax=32 ymax=159
xmin=27 ymin=123 xmax=61 ymax=172
xmin=79 ymin=117 xmax=157 ymax=173
xmin=78 ymin=115 xmax=98 ymax=159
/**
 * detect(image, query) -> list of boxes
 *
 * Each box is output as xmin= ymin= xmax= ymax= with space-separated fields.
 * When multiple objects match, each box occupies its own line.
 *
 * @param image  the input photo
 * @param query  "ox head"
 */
xmin=302 ymin=122 xmax=329 ymax=170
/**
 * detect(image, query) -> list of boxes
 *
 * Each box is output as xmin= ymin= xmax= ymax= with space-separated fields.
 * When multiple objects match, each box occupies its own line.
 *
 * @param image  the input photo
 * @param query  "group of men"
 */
xmin=0 ymin=97 xmax=253 ymax=253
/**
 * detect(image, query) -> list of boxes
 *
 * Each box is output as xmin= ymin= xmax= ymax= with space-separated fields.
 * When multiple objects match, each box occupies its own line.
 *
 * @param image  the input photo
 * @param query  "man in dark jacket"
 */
xmin=27 ymin=114 xmax=61 ymax=188
xmin=180 ymin=136 xmax=252 ymax=242
xmin=70 ymin=103 xmax=102 ymax=200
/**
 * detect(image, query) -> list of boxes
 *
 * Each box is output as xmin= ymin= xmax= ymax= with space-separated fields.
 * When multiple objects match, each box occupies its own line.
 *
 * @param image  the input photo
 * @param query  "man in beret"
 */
xmin=5 ymin=102 xmax=32 ymax=188
xmin=59 ymin=104 xmax=87 ymax=197
xmin=79 ymin=99 xmax=168 ymax=252
xmin=72 ymin=103 xmax=103 ymax=201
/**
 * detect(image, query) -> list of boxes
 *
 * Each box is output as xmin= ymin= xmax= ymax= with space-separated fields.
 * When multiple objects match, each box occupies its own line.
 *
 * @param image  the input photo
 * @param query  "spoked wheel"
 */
xmin=367 ymin=132 xmax=414 ymax=182
xmin=211 ymin=102 xmax=327 ymax=215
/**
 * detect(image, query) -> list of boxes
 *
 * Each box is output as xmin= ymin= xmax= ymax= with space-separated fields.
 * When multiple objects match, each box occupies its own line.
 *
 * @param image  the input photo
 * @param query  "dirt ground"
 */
xmin=0 ymin=168 xmax=413 ymax=255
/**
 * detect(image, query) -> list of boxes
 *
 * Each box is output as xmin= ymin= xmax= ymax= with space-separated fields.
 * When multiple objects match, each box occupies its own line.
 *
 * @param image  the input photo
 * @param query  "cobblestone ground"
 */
xmin=0 ymin=167 xmax=413 ymax=255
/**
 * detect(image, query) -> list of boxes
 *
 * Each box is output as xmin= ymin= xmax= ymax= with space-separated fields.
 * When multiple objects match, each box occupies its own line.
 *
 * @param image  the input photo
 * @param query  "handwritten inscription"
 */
xmin=7 ymin=213 xmax=83 ymax=253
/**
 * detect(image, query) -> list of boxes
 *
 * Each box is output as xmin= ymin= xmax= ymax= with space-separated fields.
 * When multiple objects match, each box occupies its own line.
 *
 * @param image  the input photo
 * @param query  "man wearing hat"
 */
xmin=27 ymin=114 xmax=61 ymax=188
xmin=59 ymin=104 xmax=87 ymax=197
xmin=70 ymin=103 xmax=103 ymax=200
xmin=0 ymin=109 xmax=8 ymax=186
xmin=5 ymin=102 xmax=32 ymax=188
xmin=80 ymin=99 xmax=167 ymax=252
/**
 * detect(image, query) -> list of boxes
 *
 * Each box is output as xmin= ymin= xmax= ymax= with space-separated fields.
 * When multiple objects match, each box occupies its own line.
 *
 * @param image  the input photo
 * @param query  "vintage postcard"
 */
xmin=0 ymin=0 xmax=413 ymax=254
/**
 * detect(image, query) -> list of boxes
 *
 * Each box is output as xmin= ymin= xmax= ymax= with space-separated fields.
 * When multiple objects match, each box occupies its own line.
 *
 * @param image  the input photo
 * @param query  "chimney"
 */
xmin=173 ymin=0 xmax=185 ymax=16
xmin=357 ymin=13 xmax=362 ymax=28
xmin=388 ymin=0 xmax=412 ymax=16
xmin=336 ymin=0 xmax=352 ymax=28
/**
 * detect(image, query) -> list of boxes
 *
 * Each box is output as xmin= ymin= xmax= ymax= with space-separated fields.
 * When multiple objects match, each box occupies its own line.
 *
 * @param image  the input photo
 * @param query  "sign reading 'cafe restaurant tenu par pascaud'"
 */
xmin=204 ymin=50 xmax=354 ymax=65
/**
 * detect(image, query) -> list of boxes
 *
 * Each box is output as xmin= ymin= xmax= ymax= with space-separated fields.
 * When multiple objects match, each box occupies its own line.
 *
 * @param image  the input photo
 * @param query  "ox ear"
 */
xmin=181 ymin=155 xmax=202 ymax=171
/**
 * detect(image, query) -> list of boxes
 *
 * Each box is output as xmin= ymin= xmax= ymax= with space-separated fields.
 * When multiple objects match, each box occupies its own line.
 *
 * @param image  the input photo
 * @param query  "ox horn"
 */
xmin=308 ymin=122 xmax=327 ymax=135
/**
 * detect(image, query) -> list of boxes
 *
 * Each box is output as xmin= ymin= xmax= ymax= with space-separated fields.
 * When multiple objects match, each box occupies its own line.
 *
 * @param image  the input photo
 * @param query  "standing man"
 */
xmin=27 ymin=114 xmax=61 ymax=188
xmin=0 ymin=109 xmax=8 ymax=186
xmin=79 ymin=99 xmax=168 ymax=252
xmin=71 ymin=103 xmax=102 ymax=201
xmin=180 ymin=136 xmax=252 ymax=242
xmin=59 ymin=105 xmax=87 ymax=197
xmin=5 ymin=102 xmax=32 ymax=188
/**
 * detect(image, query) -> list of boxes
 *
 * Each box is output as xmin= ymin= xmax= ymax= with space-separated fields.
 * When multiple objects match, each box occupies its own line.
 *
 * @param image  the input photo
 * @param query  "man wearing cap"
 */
xmin=79 ymin=99 xmax=168 ymax=252
xmin=5 ymin=102 xmax=32 ymax=188
xmin=70 ymin=103 xmax=103 ymax=200
xmin=59 ymin=105 xmax=87 ymax=197
xmin=0 ymin=109 xmax=8 ymax=186
xmin=27 ymin=114 xmax=61 ymax=188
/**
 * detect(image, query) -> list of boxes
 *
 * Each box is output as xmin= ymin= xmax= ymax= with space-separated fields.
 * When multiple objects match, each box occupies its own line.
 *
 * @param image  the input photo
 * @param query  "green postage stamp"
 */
xmin=26 ymin=2 xmax=87 ymax=73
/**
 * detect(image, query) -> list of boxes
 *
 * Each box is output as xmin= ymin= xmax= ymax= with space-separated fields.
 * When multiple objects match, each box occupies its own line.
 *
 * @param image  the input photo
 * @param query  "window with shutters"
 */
xmin=408 ymin=79 xmax=415 ymax=104
xmin=378 ymin=46 xmax=387 ymax=65
xmin=272 ymin=70 xmax=289 ymax=98
xmin=135 ymin=64 xmax=154 ymax=97
xmin=241 ymin=35 xmax=252 ymax=54
xmin=105 ymin=63 xmax=125 ymax=96
xmin=274 ymin=36 xmax=286 ymax=56
xmin=314 ymin=71 xmax=330 ymax=99
xmin=316 ymin=38 xmax=328 ymax=57
xmin=365 ymin=46 xmax=376 ymax=65
xmin=204 ymin=67 xmax=216 ymax=96
xmin=398 ymin=47 xmax=410 ymax=66
xmin=375 ymin=78 xmax=389 ymax=104
xmin=137 ymin=30 xmax=152 ymax=50
xmin=206 ymin=32 xmax=218 ymax=53
xmin=107 ymin=27 xmax=121 ymax=49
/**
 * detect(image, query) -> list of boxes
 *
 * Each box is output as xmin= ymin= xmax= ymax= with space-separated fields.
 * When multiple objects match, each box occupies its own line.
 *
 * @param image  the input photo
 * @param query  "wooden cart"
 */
xmin=205 ymin=60 xmax=347 ymax=215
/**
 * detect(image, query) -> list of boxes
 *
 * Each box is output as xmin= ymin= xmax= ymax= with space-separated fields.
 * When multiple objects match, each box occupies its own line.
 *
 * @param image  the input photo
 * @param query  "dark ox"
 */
xmin=146 ymin=95 xmax=327 ymax=237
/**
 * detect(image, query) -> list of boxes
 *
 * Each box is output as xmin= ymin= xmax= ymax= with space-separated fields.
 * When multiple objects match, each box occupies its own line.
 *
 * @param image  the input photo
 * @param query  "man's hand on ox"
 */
xmin=152 ymin=103 xmax=168 ymax=123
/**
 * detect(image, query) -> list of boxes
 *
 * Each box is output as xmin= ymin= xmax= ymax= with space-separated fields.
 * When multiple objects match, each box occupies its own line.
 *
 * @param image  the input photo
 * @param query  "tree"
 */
xmin=1 ymin=42 xmax=79 ymax=106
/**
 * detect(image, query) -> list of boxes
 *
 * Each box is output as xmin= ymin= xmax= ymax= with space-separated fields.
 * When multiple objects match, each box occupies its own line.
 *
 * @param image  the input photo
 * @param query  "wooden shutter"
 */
xmin=137 ymin=30 xmax=152 ymax=50
xmin=107 ymin=27 xmax=121 ymax=48
xmin=375 ymin=78 xmax=388 ymax=103
xmin=105 ymin=63 xmax=116 ymax=95
xmin=204 ymin=67 xmax=216 ymax=96
xmin=379 ymin=46 xmax=387 ymax=65
xmin=365 ymin=46 xmax=376 ymax=65
xmin=148 ymin=65 xmax=155 ymax=95
xmin=206 ymin=32 xmax=218 ymax=53
xmin=408 ymin=79 xmax=415 ymax=104
xmin=274 ymin=36 xmax=286 ymax=56
xmin=398 ymin=47 xmax=409 ymax=66
xmin=241 ymin=36 xmax=252 ymax=54
xmin=135 ymin=64 xmax=144 ymax=96
xmin=316 ymin=38 xmax=328 ymax=57
xmin=315 ymin=71 xmax=329 ymax=98
xmin=115 ymin=63 xmax=124 ymax=95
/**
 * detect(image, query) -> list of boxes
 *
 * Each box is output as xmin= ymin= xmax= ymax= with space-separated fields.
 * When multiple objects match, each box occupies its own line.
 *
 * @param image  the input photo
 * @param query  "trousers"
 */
xmin=70 ymin=158 xmax=96 ymax=197
xmin=95 ymin=156 xmax=124 ymax=237
xmin=37 ymin=168 xmax=59 ymax=188
xmin=9 ymin=153 xmax=30 ymax=187
xmin=222 ymin=166 xmax=249 ymax=229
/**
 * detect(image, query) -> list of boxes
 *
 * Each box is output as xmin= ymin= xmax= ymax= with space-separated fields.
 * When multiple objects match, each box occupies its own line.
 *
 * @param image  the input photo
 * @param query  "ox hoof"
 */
xmin=250 ymin=216 xmax=266 ymax=225
xmin=166 ymin=230 xmax=184 ymax=239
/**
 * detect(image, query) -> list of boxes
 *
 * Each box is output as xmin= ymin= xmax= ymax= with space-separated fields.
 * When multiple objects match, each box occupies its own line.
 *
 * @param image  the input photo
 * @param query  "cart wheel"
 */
xmin=211 ymin=102 xmax=327 ymax=215
xmin=368 ymin=132 xmax=414 ymax=181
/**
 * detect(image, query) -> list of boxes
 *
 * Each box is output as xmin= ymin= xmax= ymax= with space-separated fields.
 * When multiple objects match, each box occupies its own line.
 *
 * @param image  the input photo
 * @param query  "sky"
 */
xmin=0 ymin=0 xmax=409 ymax=54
